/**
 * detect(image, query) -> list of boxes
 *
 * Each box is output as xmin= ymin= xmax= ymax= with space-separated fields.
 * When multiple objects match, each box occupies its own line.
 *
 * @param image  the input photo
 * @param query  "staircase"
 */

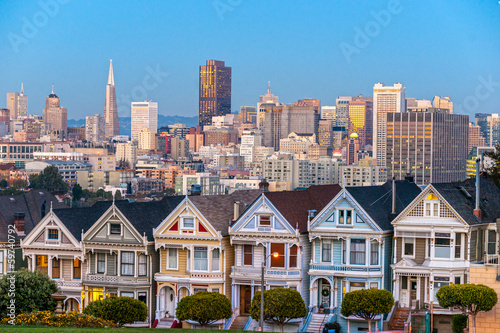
xmin=389 ymin=308 xmax=410 ymax=331
xmin=156 ymin=317 xmax=175 ymax=329
xmin=306 ymin=313 xmax=328 ymax=333
xmin=230 ymin=315 xmax=250 ymax=330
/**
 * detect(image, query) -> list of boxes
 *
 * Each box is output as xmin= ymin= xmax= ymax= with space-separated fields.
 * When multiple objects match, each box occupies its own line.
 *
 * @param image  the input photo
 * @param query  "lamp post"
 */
xmin=261 ymin=251 xmax=279 ymax=332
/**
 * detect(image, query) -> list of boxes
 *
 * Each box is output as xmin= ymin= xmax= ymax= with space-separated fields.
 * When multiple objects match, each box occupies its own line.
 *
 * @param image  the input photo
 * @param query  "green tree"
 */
xmin=175 ymin=291 xmax=231 ymax=328
xmin=0 ymin=179 xmax=8 ymax=188
xmin=83 ymin=296 xmax=147 ymax=326
xmin=340 ymin=289 xmax=394 ymax=332
xmin=485 ymin=144 xmax=500 ymax=187
xmin=452 ymin=314 xmax=468 ymax=333
xmin=114 ymin=191 xmax=122 ymax=200
xmin=29 ymin=165 xmax=68 ymax=194
xmin=72 ymin=183 xmax=83 ymax=201
xmin=12 ymin=179 xmax=28 ymax=189
xmin=250 ymin=288 xmax=307 ymax=333
xmin=436 ymin=284 xmax=498 ymax=333
xmin=0 ymin=269 xmax=58 ymax=318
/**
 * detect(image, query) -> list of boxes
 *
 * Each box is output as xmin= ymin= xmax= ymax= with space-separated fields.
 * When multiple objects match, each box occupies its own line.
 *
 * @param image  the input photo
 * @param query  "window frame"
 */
xmin=52 ymin=258 xmax=60 ymax=279
xmin=243 ymin=245 xmax=253 ymax=266
xmin=73 ymin=258 xmax=81 ymax=279
xmin=109 ymin=223 xmax=122 ymax=236
xmin=167 ymin=248 xmax=178 ymax=270
xmin=434 ymin=234 xmax=451 ymax=259
xmin=270 ymin=243 xmax=285 ymax=268
xmin=258 ymin=215 xmax=272 ymax=227
xmin=138 ymin=254 xmax=147 ymax=276
xmin=212 ymin=248 xmax=220 ymax=272
xmin=97 ymin=253 xmax=106 ymax=274
xmin=403 ymin=237 xmax=415 ymax=258
xmin=121 ymin=251 xmax=135 ymax=276
xmin=48 ymin=229 xmax=59 ymax=240
xmin=193 ymin=247 xmax=208 ymax=272
xmin=487 ymin=230 xmax=496 ymax=255
xmin=350 ymin=239 xmax=366 ymax=265
xmin=289 ymin=245 xmax=298 ymax=268
xmin=370 ymin=240 xmax=379 ymax=265
xmin=182 ymin=217 xmax=195 ymax=229
xmin=321 ymin=240 xmax=332 ymax=263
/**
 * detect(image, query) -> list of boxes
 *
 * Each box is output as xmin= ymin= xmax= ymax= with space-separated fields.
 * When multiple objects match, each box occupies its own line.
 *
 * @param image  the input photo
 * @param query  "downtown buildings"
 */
xmin=199 ymin=60 xmax=231 ymax=126
xmin=131 ymin=101 xmax=158 ymax=142
xmin=103 ymin=60 xmax=120 ymax=139
xmin=42 ymin=87 xmax=67 ymax=140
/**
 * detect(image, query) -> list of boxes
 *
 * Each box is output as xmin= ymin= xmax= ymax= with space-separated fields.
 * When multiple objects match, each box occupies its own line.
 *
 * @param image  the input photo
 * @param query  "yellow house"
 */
xmin=153 ymin=190 xmax=260 ymax=322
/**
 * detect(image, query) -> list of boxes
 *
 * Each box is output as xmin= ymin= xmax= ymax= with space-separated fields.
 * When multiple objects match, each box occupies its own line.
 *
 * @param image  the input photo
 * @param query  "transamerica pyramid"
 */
xmin=104 ymin=60 xmax=120 ymax=139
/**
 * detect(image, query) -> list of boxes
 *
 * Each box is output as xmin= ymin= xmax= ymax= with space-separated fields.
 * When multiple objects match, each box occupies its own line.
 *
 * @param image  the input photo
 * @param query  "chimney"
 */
xmin=473 ymin=158 xmax=482 ymax=219
xmin=233 ymin=201 xmax=240 ymax=221
xmin=14 ymin=212 xmax=25 ymax=236
xmin=392 ymin=177 xmax=396 ymax=215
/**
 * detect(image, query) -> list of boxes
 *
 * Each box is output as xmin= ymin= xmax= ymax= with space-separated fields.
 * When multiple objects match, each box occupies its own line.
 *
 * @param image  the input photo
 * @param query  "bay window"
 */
xmin=435 ymin=234 xmax=451 ymax=258
xmin=270 ymin=243 xmax=285 ymax=268
xmin=194 ymin=247 xmax=208 ymax=271
xmin=289 ymin=245 xmax=298 ymax=268
xmin=168 ymin=248 xmax=178 ymax=269
xmin=212 ymin=248 xmax=220 ymax=271
xmin=121 ymin=252 xmax=135 ymax=276
xmin=350 ymin=239 xmax=366 ymax=265
xmin=322 ymin=240 xmax=331 ymax=262
xmin=370 ymin=240 xmax=379 ymax=265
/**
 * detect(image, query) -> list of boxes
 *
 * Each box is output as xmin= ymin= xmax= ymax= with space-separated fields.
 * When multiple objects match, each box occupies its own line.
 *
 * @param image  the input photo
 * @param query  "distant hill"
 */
xmin=67 ymin=115 xmax=199 ymax=137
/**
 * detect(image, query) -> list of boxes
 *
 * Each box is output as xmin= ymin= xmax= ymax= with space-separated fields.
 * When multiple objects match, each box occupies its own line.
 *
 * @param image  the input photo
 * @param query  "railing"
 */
xmin=243 ymin=316 xmax=253 ymax=330
xmin=223 ymin=314 xmax=235 ymax=330
xmin=55 ymin=280 xmax=82 ymax=288
xmin=404 ymin=310 xmax=412 ymax=332
xmin=298 ymin=308 xmax=314 ymax=332
xmin=231 ymin=266 xmax=302 ymax=277
xmin=310 ymin=264 xmax=382 ymax=272
xmin=385 ymin=301 xmax=399 ymax=331
xmin=83 ymin=274 xmax=149 ymax=284
xmin=484 ymin=254 xmax=499 ymax=265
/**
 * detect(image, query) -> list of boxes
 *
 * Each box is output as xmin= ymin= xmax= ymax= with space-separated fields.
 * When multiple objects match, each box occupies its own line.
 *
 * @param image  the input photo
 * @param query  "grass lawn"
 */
xmin=0 ymin=327 xmax=246 ymax=333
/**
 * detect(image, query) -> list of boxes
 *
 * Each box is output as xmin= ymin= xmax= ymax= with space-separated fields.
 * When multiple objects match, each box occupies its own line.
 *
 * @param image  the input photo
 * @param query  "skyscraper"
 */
xmin=85 ymin=114 xmax=105 ymax=143
xmin=199 ymin=60 xmax=231 ymax=126
xmin=373 ymin=82 xmax=405 ymax=166
xmin=432 ymin=96 xmax=453 ymax=113
xmin=42 ymin=86 xmax=67 ymax=139
xmin=348 ymin=99 xmax=373 ymax=147
xmin=335 ymin=96 xmax=352 ymax=127
xmin=103 ymin=60 xmax=120 ymax=139
xmin=475 ymin=113 xmax=500 ymax=147
xmin=131 ymin=100 xmax=158 ymax=142
xmin=6 ymin=83 xmax=28 ymax=120
xmin=386 ymin=110 xmax=468 ymax=185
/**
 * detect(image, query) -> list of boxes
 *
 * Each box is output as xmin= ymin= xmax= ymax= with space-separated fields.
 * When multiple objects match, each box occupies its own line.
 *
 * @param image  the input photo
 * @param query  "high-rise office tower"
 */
xmin=318 ymin=120 xmax=334 ymax=148
xmin=346 ymin=133 xmax=360 ymax=165
xmin=257 ymin=82 xmax=281 ymax=129
xmin=321 ymin=106 xmax=336 ymax=120
xmin=348 ymin=99 xmax=373 ymax=147
xmin=373 ymin=82 xmax=405 ymax=166
xmin=6 ymin=83 xmax=28 ymax=120
xmin=386 ymin=110 xmax=468 ymax=185
xmin=6 ymin=92 xmax=17 ymax=120
xmin=131 ymin=100 xmax=158 ymax=142
xmin=42 ymin=86 xmax=67 ymax=139
xmin=85 ymin=114 xmax=105 ymax=143
xmin=199 ymin=60 xmax=231 ymax=126
xmin=335 ymin=96 xmax=352 ymax=127
xmin=294 ymin=98 xmax=321 ymax=113
xmin=432 ymin=96 xmax=453 ymax=113
xmin=475 ymin=113 xmax=500 ymax=147
xmin=103 ymin=60 xmax=120 ymax=139
xmin=238 ymin=106 xmax=257 ymax=124
xmin=468 ymin=122 xmax=486 ymax=153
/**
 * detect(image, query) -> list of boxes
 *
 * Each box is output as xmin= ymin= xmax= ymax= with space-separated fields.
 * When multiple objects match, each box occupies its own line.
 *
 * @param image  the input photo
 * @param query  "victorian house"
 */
xmin=307 ymin=180 xmax=421 ymax=333
xmin=153 ymin=190 xmax=260 ymax=323
xmin=391 ymin=176 xmax=500 ymax=333
xmin=229 ymin=185 xmax=341 ymax=331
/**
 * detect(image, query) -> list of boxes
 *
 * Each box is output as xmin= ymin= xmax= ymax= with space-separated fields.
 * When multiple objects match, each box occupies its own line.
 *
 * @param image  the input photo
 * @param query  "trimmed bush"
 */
xmin=176 ymin=291 xmax=232 ymax=328
xmin=83 ymin=296 xmax=148 ymax=325
xmin=0 ymin=310 xmax=116 ymax=327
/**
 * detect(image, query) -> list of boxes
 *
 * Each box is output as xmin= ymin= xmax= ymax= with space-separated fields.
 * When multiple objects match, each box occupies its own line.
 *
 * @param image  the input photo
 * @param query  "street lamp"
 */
xmin=261 ymin=251 xmax=279 ymax=332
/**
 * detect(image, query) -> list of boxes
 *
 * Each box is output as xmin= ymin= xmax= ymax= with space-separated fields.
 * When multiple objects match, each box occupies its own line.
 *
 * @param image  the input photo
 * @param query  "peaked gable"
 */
xmin=22 ymin=210 xmax=80 ymax=248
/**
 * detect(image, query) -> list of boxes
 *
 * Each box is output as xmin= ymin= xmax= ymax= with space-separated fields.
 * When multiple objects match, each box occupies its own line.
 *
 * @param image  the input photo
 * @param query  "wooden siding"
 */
xmin=396 ymin=237 xmax=402 ymax=262
xmin=414 ymin=238 xmax=426 ymax=265
xmin=222 ymin=237 xmax=233 ymax=299
xmin=299 ymin=233 xmax=310 ymax=306
xmin=62 ymin=258 xmax=72 ymax=280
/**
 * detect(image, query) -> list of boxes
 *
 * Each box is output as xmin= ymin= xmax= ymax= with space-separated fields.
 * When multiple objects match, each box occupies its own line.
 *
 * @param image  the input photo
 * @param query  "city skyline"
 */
xmin=0 ymin=1 xmax=499 ymax=121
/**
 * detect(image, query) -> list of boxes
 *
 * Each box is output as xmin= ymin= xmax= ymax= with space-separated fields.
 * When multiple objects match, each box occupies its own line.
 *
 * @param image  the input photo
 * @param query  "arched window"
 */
xmin=425 ymin=193 xmax=439 ymax=217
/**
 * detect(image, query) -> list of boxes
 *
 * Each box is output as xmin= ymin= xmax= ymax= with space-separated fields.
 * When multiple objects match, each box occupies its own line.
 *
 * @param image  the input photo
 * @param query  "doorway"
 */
xmin=240 ymin=285 xmax=252 ymax=314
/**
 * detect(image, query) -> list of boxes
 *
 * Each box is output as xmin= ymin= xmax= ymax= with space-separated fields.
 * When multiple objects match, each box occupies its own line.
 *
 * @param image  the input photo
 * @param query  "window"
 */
xmin=138 ymin=292 xmax=147 ymax=304
xmin=48 ymin=229 xmax=58 ymax=240
xmin=322 ymin=240 xmax=332 ymax=262
xmin=194 ymin=288 xmax=207 ymax=293
xmin=194 ymin=247 xmax=208 ymax=271
xmin=339 ymin=210 xmax=344 ymax=224
xmin=110 ymin=224 xmax=121 ymax=235
xmin=342 ymin=239 xmax=346 ymax=264
xmin=121 ymin=292 xmax=134 ymax=298
xmin=350 ymin=282 xmax=365 ymax=292
xmin=404 ymin=238 xmax=415 ymax=257
xmin=212 ymin=288 xmax=220 ymax=293
xmin=97 ymin=253 xmax=105 ymax=274
xmin=488 ymin=230 xmax=496 ymax=255
xmin=36 ymin=255 xmax=48 ymax=275
xmin=212 ymin=249 xmax=220 ymax=271
xmin=243 ymin=245 xmax=253 ymax=266
xmin=370 ymin=282 xmax=378 ymax=289
xmin=350 ymin=239 xmax=366 ymax=265
xmin=52 ymin=258 xmax=60 ymax=278
xmin=138 ymin=255 xmax=147 ymax=276
xmin=73 ymin=258 xmax=81 ymax=279
xmin=167 ymin=248 xmax=178 ymax=269
xmin=425 ymin=194 xmax=439 ymax=217
xmin=455 ymin=233 xmax=462 ymax=259
xmin=289 ymin=245 xmax=298 ymax=268
xmin=346 ymin=210 xmax=352 ymax=224
xmin=435 ymin=234 xmax=451 ymax=258
xmin=270 ymin=243 xmax=285 ymax=268
xmin=454 ymin=276 xmax=461 ymax=285
xmin=370 ymin=241 xmax=379 ymax=265
xmin=259 ymin=215 xmax=271 ymax=226
xmin=121 ymin=252 xmax=135 ymax=276
xmin=183 ymin=217 xmax=194 ymax=229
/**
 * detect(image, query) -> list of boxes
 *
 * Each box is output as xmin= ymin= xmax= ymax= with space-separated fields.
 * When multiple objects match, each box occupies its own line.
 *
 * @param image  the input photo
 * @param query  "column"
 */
xmin=134 ymin=251 xmax=138 ymax=278
xmin=346 ymin=237 xmax=351 ymax=265
xmin=155 ymin=292 xmax=160 ymax=320
xmin=365 ymin=238 xmax=370 ymax=266
xmin=117 ymin=250 xmax=121 ymax=276
xmin=48 ymin=256 xmax=53 ymax=278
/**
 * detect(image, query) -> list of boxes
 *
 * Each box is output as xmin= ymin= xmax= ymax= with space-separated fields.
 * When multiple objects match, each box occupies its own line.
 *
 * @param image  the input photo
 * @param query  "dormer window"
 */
xmin=259 ymin=215 xmax=271 ymax=227
xmin=182 ymin=217 xmax=194 ymax=229
xmin=48 ymin=229 xmax=59 ymax=240
xmin=425 ymin=194 xmax=439 ymax=217
xmin=338 ymin=210 xmax=352 ymax=224
xmin=110 ymin=223 xmax=121 ymax=235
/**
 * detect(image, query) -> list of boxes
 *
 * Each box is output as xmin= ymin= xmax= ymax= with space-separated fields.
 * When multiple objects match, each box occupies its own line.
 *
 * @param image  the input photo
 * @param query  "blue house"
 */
xmin=306 ymin=180 xmax=421 ymax=332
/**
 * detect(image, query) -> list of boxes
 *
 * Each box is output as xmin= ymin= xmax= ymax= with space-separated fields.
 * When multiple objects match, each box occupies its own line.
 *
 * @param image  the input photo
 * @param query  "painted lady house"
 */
xmin=229 ymin=185 xmax=341 ymax=331
xmin=153 ymin=190 xmax=260 ymax=326
xmin=306 ymin=180 xmax=420 ymax=333
xmin=81 ymin=197 xmax=182 ymax=323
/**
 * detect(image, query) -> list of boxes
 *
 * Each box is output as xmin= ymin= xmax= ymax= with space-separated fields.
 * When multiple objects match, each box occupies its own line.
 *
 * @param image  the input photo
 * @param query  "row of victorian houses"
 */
xmin=2 ymin=174 xmax=500 ymax=332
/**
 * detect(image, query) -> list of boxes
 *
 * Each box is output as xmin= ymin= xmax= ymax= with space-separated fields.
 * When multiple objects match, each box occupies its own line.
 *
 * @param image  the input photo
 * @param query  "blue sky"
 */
xmin=0 ymin=0 xmax=499 ymax=120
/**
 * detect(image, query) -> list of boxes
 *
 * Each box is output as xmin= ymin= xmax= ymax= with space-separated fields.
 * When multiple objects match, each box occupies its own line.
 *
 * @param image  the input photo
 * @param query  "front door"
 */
xmin=410 ymin=278 xmax=418 ymax=306
xmin=240 ymin=286 xmax=251 ymax=314
xmin=400 ymin=276 xmax=410 ymax=308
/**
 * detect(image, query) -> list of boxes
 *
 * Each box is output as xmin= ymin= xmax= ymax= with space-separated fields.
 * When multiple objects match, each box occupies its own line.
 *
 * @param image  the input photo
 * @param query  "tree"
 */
xmin=0 ymin=269 xmax=58 ymax=318
xmin=250 ymin=288 xmax=307 ymax=333
xmin=452 ymin=314 xmax=468 ymax=333
xmin=114 ymin=191 xmax=122 ymax=200
xmin=340 ymin=289 xmax=394 ymax=332
xmin=0 ymin=179 xmax=8 ymax=188
xmin=83 ymin=296 xmax=147 ymax=326
xmin=175 ymin=291 xmax=231 ymax=328
xmin=72 ymin=183 xmax=83 ymax=201
xmin=436 ymin=284 xmax=498 ymax=333
xmin=485 ymin=144 xmax=500 ymax=187
xmin=12 ymin=179 xmax=28 ymax=189
xmin=29 ymin=165 xmax=68 ymax=194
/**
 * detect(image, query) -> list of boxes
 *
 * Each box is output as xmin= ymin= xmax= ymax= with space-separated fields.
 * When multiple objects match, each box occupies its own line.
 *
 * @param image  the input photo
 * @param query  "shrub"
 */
xmin=324 ymin=320 xmax=342 ymax=333
xmin=176 ymin=291 xmax=232 ymax=328
xmin=0 ymin=310 xmax=116 ymax=327
xmin=452 ymin=314 xmax=468 ymax=333
xmin=83 ymin=296 xmax=148 ymax=325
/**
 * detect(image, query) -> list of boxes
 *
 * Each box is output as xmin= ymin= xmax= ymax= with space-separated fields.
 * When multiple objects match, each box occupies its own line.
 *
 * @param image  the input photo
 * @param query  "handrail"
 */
xmin=243 ymin=316 xmax=253 ymax=331
xmin=223 ymin=314 xmax=235 ymax=330
xmin=298 ymin=309 xmax=314 ymax=332
xmin=386 ymin=301 xmax=399 ymax=329
xmin=404 ymin=309 xmax=412 ymax=332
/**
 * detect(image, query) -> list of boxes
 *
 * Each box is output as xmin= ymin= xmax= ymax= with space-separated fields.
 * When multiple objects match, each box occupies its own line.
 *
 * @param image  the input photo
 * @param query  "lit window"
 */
xmin=48 ymin=229 xmax=58 ymax=240
xmin=73 ymin=258 xmax=81 ymax=279
xmin=52 ymin=258 xmax=60 ymax=279
xmin=270 ymin=243 xmax=285 ymax=268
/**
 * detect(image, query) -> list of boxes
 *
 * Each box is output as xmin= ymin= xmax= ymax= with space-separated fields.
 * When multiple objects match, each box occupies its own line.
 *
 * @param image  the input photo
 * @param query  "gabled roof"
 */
xmin=262 ymin=185 xmax=342 ymax=233
xmin=432 ymin=175 xmax=500 ymax=225
xmin=347 ymin=180 xmax=422 ymax=231
xmin=189 ymin=190 xmax=261 ymax=236
xmin=0 ymin=190 xmax=68 ymax=242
